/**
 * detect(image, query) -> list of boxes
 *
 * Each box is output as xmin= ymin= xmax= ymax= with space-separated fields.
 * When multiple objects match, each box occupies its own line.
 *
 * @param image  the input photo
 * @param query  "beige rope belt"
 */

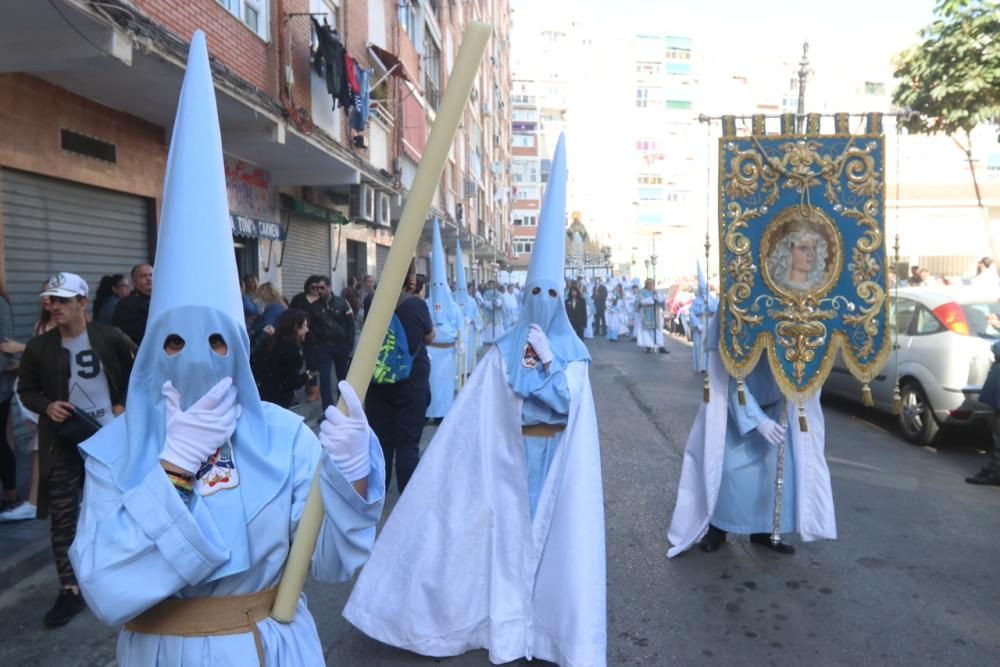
xmin=428 ymin=342 xmax=456 ymax=348
xmin=124 ymin=588 xmax=277 ymax=665
xmin=521 ymin=423 xmax=566 ymax=438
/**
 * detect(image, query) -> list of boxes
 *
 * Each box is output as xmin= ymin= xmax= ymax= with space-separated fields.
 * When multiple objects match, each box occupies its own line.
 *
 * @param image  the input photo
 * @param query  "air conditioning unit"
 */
xmin=349 ymin=184 xmax=376 ymax=222
xmin=464 ymin=178 xmax=478 ymax=199
xmin=481 ymin=102 xmax=492 ymax=116
xmin=376 ymin=191 xmax=392 ymax=227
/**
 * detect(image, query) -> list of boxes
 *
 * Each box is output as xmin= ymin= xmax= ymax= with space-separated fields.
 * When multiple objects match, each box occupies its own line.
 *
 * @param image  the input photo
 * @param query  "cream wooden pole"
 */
xmin=271 ymin=21 xmax=492 ymax=623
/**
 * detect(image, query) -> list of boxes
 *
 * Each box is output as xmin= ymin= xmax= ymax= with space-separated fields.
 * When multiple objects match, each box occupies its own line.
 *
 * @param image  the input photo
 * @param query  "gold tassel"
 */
xmin=798 ymin=403 xmax=808 ymax=432
xmin=703 ymin=374 xmax=710 ymax=403
xmin=862 ymin=382 xmax=874 ymax=408
xmin=892 ymin=383 xmax=902 ymax=415
xmin=737 ymin=379 xmax=746 ymax=406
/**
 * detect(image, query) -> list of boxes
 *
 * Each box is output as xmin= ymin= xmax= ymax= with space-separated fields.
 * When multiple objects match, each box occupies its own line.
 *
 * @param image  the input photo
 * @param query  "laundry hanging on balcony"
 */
xmin=349 ymin=67 xmax=371 ymax=131
xmin=312 ymin=18 xmax=373 ymax=130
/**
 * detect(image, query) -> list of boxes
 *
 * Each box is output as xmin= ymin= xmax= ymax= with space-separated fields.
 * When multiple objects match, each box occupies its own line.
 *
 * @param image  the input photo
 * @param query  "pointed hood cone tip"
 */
xmin=454 ymin=237 xmax=469 ymax=297
xmin=428 ymin=218 xmax=458 ymax=332
xmin=525 ymin=133 xmax=567 ymax=290
xmin=150 ymin=29 xmax=243 ymax=327
xmin=495 ymin=133 xmax=588 ymax=396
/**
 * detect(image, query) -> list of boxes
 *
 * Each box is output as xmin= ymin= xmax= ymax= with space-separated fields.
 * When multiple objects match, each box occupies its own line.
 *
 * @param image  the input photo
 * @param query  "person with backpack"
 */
xmin=364 ymin=269 xmax=434 ymax=494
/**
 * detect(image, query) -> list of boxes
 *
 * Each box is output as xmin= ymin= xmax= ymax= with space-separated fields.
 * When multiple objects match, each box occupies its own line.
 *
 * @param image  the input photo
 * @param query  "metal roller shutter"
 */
xmin=282 ymin=215 xmax=331 ymax=300
xmin=375 ymin=243 xmax=391 ymax=281
xmin=2 ymin=169 xmax=150 ymax=341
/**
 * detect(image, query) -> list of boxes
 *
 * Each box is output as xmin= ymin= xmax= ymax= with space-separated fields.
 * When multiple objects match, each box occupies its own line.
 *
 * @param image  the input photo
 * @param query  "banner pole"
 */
xmin=271 ymin=21 xmax=492 ymax=623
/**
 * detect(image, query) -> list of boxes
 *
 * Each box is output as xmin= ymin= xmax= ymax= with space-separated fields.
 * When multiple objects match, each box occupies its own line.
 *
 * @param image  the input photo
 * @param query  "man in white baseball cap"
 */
xmin=17 ymin=271 xmax=136 ymax=627
xmin=40 ymin=272 xmax=89 ymax=300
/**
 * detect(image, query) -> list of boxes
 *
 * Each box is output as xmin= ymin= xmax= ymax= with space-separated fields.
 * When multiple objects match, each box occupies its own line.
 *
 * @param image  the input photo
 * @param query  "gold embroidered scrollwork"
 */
xmin=724 ymin=204 xmax=764 ymax=356
xmin=720 ymin=129 xmax=889 ymax=401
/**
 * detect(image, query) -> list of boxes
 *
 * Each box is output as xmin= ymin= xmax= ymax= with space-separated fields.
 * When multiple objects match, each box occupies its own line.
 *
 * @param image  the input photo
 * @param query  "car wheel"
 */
xmin=898 ymin=381 xmax=939 ymax=445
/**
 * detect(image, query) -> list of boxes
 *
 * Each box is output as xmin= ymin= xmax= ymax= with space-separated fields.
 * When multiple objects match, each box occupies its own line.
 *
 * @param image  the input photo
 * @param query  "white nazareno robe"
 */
xmin=666 ymin=349 xmax=837 ymax=557
xmin=344 ymin=346 xmax=607 ymax=666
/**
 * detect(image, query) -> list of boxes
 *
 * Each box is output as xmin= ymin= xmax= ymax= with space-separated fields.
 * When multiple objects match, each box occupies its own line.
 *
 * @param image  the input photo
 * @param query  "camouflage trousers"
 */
xmin=48 ymin=462 xmax=84 ymax=589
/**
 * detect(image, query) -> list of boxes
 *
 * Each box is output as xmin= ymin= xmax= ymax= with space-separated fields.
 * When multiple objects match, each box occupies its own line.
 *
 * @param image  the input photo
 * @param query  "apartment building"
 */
xmin=0 ymin=0 xmax=511 ymax=338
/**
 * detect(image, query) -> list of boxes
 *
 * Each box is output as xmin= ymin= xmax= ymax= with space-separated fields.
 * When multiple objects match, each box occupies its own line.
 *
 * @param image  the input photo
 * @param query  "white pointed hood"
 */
xmin=496 ymin=134 xmax=589 ymax=396
xmin=81 ymin=31 xmax=283 ymax=583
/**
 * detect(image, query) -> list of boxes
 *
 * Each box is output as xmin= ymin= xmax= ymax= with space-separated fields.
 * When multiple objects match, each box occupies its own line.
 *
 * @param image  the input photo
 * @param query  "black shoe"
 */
xmin=658 ymin=346 xmax=670 ymax=354
xmin=645 ymin=347 xmax=652 ymax=353
xmin=44 ymin=589 xmax=85 ymax=628
xmin=699 ymin=525 xmax=727 ymax=553
xmin=965 ymin=469 xmax=1000 ymax=486
xmin=750 ymin=533 xmax=796 ymax=554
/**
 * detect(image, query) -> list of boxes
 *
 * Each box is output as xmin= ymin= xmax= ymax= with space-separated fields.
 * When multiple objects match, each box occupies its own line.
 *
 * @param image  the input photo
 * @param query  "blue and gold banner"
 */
xmin=718 ymin=113 xmax=889 ymax=403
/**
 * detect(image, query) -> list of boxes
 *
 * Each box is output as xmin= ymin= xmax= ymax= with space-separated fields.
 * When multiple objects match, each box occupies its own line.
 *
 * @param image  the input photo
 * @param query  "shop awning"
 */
xmin=368 ymin=44 xmax=413 ymax=85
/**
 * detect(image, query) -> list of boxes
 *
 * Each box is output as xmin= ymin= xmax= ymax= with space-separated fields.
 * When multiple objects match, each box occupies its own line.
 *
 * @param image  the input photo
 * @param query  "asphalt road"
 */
xmin=1 ymin=333 xmax=998 ymax=666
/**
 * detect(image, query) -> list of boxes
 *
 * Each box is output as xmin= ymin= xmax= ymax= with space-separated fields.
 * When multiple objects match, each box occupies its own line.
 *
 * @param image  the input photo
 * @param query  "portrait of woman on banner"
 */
xmin=764 ymin=211 xmax=839 ymax=297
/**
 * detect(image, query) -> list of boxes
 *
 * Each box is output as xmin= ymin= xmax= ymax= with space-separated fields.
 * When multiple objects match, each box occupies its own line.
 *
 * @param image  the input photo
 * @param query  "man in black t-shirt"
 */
xmin=363 ymin=273 xmax=434 ymax=494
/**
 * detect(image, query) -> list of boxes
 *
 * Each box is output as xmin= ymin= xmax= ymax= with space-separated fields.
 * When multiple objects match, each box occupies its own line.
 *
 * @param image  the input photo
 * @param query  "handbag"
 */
xmin=52 ymin=406 xmax=103 ymax=447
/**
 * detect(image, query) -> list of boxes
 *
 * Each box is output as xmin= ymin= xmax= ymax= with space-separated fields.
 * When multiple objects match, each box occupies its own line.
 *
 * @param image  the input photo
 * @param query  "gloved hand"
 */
xmin=319 ymin=381 xmax=371 ymax=482
xmin=161 ymin=378 xmax=240 ymax=474
xmin=526 ymin=324 xmax=554 ymax=366
xmin=641 ymin=296 xmax=654 ymax=306
xmin=756 ymin=418 xmax=787 ymax=447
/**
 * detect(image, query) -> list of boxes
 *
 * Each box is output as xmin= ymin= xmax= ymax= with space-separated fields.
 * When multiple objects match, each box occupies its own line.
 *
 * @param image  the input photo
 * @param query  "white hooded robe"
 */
xmin=344 ymin=346 xmax=607 ymax=666
xmin=667 ymin=348 xmax=837 ymax=557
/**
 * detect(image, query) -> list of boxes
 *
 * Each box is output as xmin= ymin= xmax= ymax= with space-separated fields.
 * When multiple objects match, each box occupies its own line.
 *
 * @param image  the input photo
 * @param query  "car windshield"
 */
xmin=961 ymin=302 xmax=1000 ymax=339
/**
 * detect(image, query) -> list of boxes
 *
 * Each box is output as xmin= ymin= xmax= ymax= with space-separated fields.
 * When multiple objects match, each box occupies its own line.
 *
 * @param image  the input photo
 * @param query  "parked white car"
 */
xmin=824 ymin=287 xmax=1000 ymax=445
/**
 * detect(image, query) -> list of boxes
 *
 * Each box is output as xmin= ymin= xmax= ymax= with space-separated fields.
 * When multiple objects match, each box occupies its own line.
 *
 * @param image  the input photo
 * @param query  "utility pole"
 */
xmin=796 ymin=40 xmax=810 ymax=133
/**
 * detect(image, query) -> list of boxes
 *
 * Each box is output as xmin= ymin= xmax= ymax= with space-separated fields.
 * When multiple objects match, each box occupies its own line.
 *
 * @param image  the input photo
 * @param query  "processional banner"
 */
xmin=717 ymin=112 xmax=890 ymax=407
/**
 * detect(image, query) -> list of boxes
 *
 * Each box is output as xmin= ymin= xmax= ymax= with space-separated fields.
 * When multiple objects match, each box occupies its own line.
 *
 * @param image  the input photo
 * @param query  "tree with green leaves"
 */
xmin=893 ymin=0 xmax=1000 ymax=260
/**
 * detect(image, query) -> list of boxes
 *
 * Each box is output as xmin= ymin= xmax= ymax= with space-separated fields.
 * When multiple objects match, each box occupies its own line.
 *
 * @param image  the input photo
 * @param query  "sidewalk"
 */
xmin=0 ymin=394 xmax=323 ymax=596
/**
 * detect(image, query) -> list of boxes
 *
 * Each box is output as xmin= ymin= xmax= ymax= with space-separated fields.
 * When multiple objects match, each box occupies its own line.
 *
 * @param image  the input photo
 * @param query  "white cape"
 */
xmin=666 ymin=350 xmax=837 ymax=557
xmin=344 ymin=347 xmax=607 ymax=666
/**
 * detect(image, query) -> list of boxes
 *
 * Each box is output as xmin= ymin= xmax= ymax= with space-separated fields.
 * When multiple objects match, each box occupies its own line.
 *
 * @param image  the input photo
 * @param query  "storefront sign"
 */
xmin=280 ymin=193 xmax=349 ymax=225
xmin=225 ymin=156 xmax=280 ymax=238
xmin=231 ymin=214 xmax=286 ymax=240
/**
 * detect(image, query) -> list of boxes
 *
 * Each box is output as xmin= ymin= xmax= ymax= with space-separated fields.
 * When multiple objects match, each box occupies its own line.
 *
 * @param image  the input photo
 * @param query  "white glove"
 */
xmin=526 ymin=324 xmax=554 ymax=366
xmin=161 ymin=378 xmax=240 ymax=474
xmin=756 ymin=418 xmax=787 ymax=447
xmin=319 ymin=381 xmax=371 ymax=482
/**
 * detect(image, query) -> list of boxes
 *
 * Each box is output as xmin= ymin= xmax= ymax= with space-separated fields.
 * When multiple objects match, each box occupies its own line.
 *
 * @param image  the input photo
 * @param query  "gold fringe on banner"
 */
xmin=721 ymin=115 xmax=737 ymax=137
xmin=834 ymin=112 xmax=850 ymax=134
xmin=798 ymin=403 xmax=809 ymax=432
xmin=737 ymin=379 xmax=747 ymax=406
xmin=862 ymin=382 xmax=874 ymax=407
xmin=780 ymin=112 xmax=795 ymax=134
xmin=806 ymin=113 xmax=821 ymax=135
xmin=752 ymin=114 xmax=766 ymax=136
xmin=866 ymin=112 xmax=883 ymax=134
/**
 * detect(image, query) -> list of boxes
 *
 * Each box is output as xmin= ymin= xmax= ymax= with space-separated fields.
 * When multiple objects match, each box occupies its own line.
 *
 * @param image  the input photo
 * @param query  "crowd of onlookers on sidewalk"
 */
xmin=0 ymin=263 xmax=440 ymax=628
xmin=1 ymin=255 xmax=550 ymax=629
